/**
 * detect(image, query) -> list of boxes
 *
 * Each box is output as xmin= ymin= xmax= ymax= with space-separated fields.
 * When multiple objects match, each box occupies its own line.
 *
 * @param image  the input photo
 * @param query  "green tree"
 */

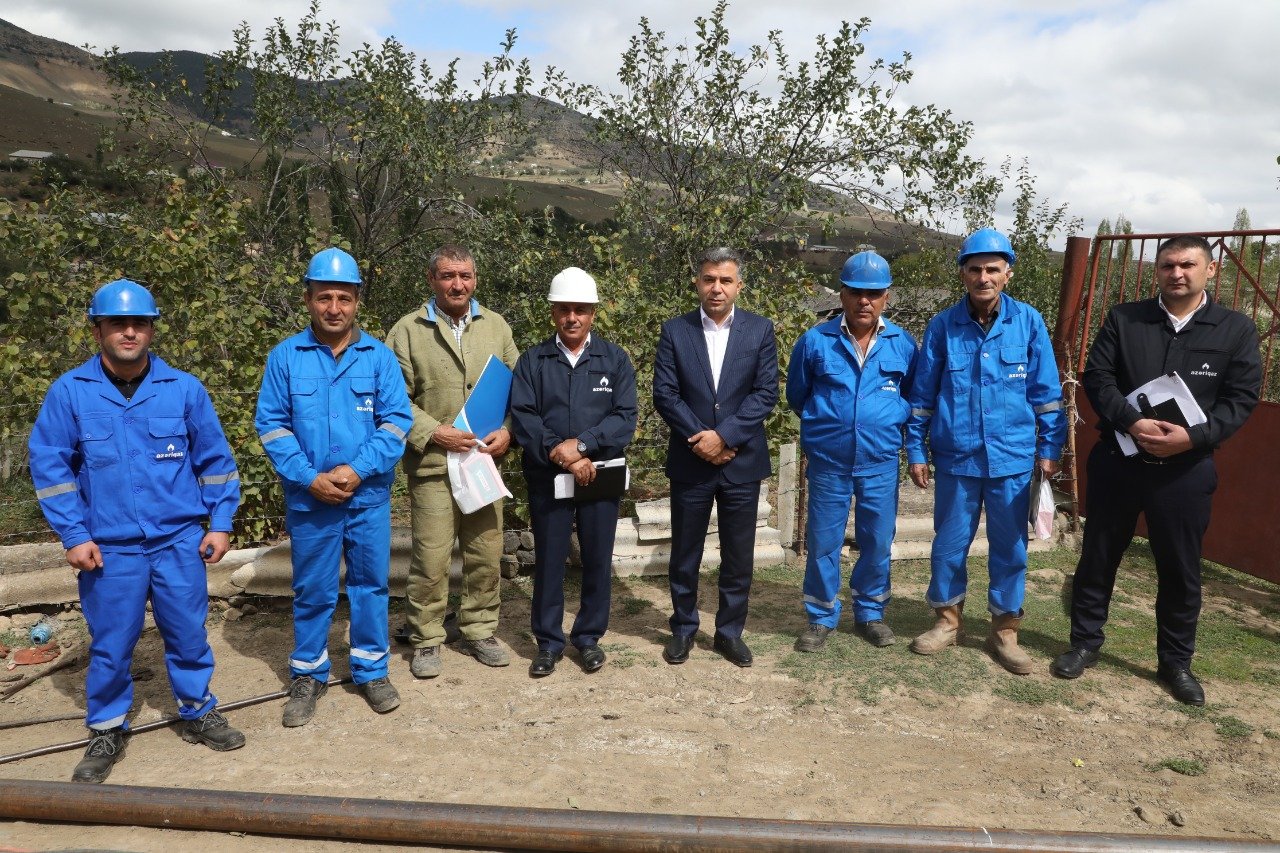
xmin=545 ymin=0 xmax=996 ymax=289
xmin=101 ymin=0 xmax=532 ymax=316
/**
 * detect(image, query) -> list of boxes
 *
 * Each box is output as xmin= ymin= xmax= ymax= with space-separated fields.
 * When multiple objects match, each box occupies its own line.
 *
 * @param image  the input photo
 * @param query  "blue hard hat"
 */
xmin=305 ymin=247 xmax=362 ymax=285
xmin=839 ymin=251 xmax=892 ymax=288
xmin=957 ymin=228 xmax=1016 ymax=267
xmin=87 ymin=278 xmax=160 ymax=320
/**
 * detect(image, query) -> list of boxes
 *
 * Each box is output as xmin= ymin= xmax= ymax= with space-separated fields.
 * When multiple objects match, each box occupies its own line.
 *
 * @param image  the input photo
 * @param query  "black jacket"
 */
xmin=510 ymin=334 xmax=637 ymax=481
xmin=1083 ymin=296 xmax=1261 ymax=450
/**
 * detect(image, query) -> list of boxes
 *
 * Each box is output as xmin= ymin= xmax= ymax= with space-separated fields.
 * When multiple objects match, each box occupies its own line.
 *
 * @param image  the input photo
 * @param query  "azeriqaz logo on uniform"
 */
xmin=356 ymin=396 xmax=375 ymax=413
xmin=593 ymin=376 xmax=612 ymax=393
xmin=154 ymin=442 xmax=184 ymax=461
xmin=1190 ymin=362 xmax=1218 ymax=378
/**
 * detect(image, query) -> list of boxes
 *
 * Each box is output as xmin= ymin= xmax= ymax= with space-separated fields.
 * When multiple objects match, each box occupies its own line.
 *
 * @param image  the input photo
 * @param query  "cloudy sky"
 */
xmin=7 ymin=0 xmax=1279 ymax=244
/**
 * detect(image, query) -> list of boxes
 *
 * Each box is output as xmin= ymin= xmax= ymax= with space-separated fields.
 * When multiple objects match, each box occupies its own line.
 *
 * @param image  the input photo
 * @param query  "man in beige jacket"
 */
xmin=387 ymin=245 xmax=519 ymax=678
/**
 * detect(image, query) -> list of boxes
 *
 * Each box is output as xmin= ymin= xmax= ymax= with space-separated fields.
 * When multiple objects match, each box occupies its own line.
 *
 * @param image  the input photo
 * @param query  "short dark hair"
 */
xmin=1156 ymin=235 xmax=1214 ymax=263
xmin=429 ymin=244 xmax=475 ymax=276
xmin=693 ymin=247 xmax=744 ymax=278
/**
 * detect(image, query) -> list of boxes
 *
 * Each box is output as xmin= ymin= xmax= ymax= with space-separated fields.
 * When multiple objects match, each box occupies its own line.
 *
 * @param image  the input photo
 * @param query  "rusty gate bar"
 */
xmin=1054 ymin=228 xmax=1280 ymax=584
xmin=0 ymin=779 xmax=1274 ymax=853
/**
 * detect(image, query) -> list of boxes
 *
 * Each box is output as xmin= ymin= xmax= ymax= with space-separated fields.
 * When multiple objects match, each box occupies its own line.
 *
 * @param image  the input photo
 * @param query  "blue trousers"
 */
xmin=803 ymin=465 xmax=898 ymax=627
xmin=286 ymin=502 xmax=391 ymax=685
xmin=528 ymin=481 xmax=619 ymax=654
xmin=928 ymin=470 xmax=1031 ymax=615
xmin=668 ymin=475 xmax=761 ymax=640
xmin=78 ymin=526 xmax=216 ymax=730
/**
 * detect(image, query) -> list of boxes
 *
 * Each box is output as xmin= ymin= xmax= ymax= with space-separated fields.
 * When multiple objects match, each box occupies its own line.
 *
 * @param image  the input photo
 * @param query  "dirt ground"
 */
xmin=2 ymin=552 xmax=1279 ymax=852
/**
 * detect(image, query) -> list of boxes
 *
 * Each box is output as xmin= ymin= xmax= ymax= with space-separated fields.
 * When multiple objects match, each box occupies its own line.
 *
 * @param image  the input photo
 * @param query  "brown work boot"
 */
xmin=985 ymin=610 xmax=1033 ymax=675
xmin=909 ymin=603 xmax=963 ymax=655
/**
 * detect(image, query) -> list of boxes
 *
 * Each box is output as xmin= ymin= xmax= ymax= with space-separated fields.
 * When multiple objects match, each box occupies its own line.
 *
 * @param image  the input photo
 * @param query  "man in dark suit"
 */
xmin=653 ymin=247 xmax=779 ymax=666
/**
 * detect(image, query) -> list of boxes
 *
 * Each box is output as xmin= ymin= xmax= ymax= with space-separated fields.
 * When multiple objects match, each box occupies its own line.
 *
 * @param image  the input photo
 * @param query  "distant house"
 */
xmin=9 ymin=150 xmax=54 ymax=161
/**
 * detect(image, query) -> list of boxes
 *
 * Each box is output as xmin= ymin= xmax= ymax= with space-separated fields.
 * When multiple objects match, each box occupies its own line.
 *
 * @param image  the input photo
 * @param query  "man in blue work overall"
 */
xmin=905 ymin=228 xmax=1066 ymax=674
xmin=511 ymin=267 xmax=638 ymax=677
xmin=787 ymin=251 xmax=917 ymax=652
xmin=256 ymin=248 xmax=413 ymax=726
xmin=29 ymin=278 xmax=245 ymax=783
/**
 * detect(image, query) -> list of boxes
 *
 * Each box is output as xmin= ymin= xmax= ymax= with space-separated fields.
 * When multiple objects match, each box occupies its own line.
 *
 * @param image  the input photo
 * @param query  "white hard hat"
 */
xmin=547 ymin=267 xmax=599 ymax=304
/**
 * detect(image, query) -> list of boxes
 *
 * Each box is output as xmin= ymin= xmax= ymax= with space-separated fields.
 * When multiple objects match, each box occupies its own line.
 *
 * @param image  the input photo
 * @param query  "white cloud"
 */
xmin=8 ymin=0 xmax=1280 ymax=241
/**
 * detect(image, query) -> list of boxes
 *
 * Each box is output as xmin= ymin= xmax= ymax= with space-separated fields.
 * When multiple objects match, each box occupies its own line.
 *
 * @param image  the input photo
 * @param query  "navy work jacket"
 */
xmin=510 ymin=334 xmax=638 ymax=482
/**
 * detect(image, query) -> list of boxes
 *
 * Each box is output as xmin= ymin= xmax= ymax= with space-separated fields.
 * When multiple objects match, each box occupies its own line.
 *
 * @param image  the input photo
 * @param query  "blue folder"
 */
xmin=453 ymin=354 xmax=513 ymax=439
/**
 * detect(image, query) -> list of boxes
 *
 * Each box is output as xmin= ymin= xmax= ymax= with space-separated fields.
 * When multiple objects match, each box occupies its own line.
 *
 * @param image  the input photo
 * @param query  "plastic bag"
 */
xmin=447 ymin=443 xmax=512 ymax=515
xmin=1030 ymin=469 xmax=1055 ymax=541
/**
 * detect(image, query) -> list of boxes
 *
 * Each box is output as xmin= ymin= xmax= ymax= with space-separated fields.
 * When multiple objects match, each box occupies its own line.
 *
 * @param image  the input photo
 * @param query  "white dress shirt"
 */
xmin=700 ymin=307 xmax=735 ymax=391
xmin=840 ymin=314 xmax=886 ymax=369
xmin=556 ymin=332 xmax=591 ymax=368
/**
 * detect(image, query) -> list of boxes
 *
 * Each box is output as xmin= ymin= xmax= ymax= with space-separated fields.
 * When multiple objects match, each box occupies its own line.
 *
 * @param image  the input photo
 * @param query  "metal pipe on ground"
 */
xmin=0 ymin=677 xmax=352 ymax=766
xmin=0 ymin=780 xmax=1270 ymax=853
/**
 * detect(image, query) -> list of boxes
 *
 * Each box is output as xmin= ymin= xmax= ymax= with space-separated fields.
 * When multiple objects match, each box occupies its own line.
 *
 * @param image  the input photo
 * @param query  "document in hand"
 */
xmin=447 ymin=443 xmax=513 ymax=514
xmin=454 ymin=354 xmax=513 ymax=440
xmin=1114 ymin=371 xmax=1207 ymax=456
xmin=553 ymin=458 xmax=629 ymax=501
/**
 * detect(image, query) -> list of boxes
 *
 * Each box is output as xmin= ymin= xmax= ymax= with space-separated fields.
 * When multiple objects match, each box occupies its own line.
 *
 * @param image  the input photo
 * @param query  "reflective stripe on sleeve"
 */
xmin=198 ymin=471 xmax=240 ymax=486
xmin=259 ymin=428 xmax=293 ymax=444
xmin=35 ymin=482 xmax=77 ymax=500
xmin=378 ymin=423 xmax=407 ymax=441
xmin=1033 ymin=400 xmax=1063 ymax=415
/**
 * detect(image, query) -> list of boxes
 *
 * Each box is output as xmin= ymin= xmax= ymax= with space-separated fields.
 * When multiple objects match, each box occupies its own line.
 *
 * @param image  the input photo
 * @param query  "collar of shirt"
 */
xmin=839 ymin=314 xmax=886 ymax=367
xmin=1158 ymin=291 xmax=1207 ymax=333
xmin=699 ymin=306 xmax=735 ymax=331
xmin=555 ymin=332 xmax=592 ymax=365
xmin=425 ymin=298 xmax=481 ymax=324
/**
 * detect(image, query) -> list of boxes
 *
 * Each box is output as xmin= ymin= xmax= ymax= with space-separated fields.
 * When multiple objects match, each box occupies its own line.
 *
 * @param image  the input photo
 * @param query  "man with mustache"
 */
xmin=510 ymin=267 xmax=637 ymax=677
xmin=905 ymin=228 xmax=1066 ymax=674
xmin=388 ymin=245 xmax=520 ymax=679
xmin=787 ymin=251 xmax=917 ymax=652
xmin=257 ymin=248 xmax=413 ymax=726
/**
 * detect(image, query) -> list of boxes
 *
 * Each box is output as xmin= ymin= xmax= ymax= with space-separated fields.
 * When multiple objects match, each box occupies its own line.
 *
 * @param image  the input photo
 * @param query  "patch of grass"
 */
xmin=1152 ymin=758 xmax=1206 ymax=776
xmin=616 ymin=595 xmax=649 ymax=617
xmin=1262 ymin=730 xmax=1280 ymax=740
xmin=599 ymin=642 xmax=651 ymax=669
xmin=993 ymin=677 xmax=1070 ymax=706
xmin=1212 ymin=715 xmax=1253 ymax=739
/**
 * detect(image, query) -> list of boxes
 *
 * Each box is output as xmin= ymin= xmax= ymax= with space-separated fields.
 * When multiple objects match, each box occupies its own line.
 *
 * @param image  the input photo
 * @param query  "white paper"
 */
xmin=553 ymin=457 xmax=628 ymax=499
xmin=1114 ymin=371 xmax=1207 ymax=456
xmin=446 ymin=441 xmax=512 ymax=514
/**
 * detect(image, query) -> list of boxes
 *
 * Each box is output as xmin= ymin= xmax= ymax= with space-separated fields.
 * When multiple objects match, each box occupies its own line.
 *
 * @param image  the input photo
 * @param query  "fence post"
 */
xmin=777 ymin=442 xmax=797 ymax=550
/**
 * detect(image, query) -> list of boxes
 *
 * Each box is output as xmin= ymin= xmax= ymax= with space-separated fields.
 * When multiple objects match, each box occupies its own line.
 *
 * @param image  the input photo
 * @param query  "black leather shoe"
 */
xmin=72 ymin=727 xmax=126 ymax=783
xmin=1157 ymin=665 xmax=1205 ymax=706
xmin=579 ymin=645 xmax=606 ymax=673
xmin=529 ymin=650 xmax=561 ymax=677
xmin=663 ymin=633 xmax=695 ymax=664
xmin=1050 ymin=647 xmax=1100 ymax=679
xmin=713 ymin=634 xmax=753 ymax=667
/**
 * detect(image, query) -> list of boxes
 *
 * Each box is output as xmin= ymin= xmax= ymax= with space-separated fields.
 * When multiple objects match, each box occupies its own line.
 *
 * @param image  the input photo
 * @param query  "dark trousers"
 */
xmin=1069 ymin=443 xmax=1217 ymax=668
xmin=528 ymin=480 xmax=620 ymax=655
xmin=668 ymin=474 xmax=762 ymax=639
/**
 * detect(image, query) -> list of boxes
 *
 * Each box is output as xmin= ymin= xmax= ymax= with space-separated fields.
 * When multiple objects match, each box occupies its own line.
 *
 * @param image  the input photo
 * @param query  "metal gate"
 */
xmin=1052 ymin=230 xmax=1280 ymax=585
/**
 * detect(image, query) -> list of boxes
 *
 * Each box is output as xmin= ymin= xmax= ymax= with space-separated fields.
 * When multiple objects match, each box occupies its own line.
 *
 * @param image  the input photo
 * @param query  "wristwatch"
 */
xmin=576 ymin=439 xmax=588 ymax=454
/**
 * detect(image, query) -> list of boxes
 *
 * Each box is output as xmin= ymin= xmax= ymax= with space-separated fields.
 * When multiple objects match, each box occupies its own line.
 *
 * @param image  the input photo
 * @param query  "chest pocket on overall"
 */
xmin=1000 ymin=345 xmax=1030 ymax=388
xmin=351 ymin=384 xmax=377 ymax=424
xmin=148 ymin=417 xmax=188 ymax=463
xmin=290 ymin=379 xmax=321 ymax=420
xmin=79 ymin=416 xmax=118 ymax=469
